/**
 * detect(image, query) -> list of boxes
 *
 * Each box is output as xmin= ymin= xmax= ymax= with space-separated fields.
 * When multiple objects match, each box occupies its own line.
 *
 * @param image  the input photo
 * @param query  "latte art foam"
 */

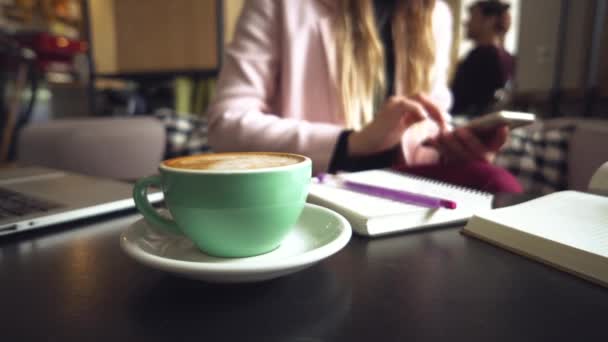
xmin=165 ymin=153 xmax=304 ymax=170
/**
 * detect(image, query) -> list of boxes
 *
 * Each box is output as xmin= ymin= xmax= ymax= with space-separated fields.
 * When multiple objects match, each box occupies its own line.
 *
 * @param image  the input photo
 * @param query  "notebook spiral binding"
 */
xmin=395 ymin=171 xmax=494 ymax=198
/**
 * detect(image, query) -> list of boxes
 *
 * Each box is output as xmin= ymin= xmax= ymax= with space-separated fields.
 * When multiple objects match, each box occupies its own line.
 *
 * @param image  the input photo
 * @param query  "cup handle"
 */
xmin=133 ymin=175 xmax=181 ymax=234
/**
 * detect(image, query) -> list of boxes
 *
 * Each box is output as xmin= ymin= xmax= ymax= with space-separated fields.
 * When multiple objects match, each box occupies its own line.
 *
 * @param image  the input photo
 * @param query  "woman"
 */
xmin=451 ymin=0 xmax=514 ymax=116
xmin=208 ymin=0 xmax=520 ymax=193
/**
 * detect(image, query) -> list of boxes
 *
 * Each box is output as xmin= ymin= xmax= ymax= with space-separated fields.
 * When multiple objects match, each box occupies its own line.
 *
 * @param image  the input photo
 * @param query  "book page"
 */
xmin=589 ymin=161 xmax=608 ymax=194
xmin=475 ymin=191 xmax=608 ymax=257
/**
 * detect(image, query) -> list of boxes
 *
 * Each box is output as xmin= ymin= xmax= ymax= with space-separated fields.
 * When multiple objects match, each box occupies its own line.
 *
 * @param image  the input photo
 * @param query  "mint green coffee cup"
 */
xmin=133 ymin=152 xmax=311 ymax=258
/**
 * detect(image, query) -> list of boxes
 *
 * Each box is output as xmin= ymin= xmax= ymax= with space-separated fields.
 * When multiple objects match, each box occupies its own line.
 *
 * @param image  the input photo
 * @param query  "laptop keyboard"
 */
xmin=0 ymin=187 xmax=63 ymax=219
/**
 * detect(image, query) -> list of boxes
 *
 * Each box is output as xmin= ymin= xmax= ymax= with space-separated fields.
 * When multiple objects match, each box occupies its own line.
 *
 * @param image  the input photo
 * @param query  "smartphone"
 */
xmin=465 ymin=111 xmax=536 ymax=133
xmin=421 ymin=111 xmax=535 ymax=147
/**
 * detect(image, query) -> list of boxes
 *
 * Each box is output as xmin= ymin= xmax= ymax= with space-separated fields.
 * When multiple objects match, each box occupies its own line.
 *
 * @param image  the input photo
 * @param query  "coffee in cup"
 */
xmin=164 ymin=152 xmax=304 ymax=170
xmin=133 ymin=152 xmax=311 ymax=258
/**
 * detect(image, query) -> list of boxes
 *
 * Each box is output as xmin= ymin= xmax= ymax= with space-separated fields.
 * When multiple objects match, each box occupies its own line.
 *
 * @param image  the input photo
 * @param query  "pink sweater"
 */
xmin=208 ymin=0 xmax=453 ymax=173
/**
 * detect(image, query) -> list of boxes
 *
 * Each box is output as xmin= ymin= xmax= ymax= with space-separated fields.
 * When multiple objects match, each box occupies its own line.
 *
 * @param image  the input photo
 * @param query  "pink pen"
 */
xmin=317 ymin=173 xmax=457 ymax=210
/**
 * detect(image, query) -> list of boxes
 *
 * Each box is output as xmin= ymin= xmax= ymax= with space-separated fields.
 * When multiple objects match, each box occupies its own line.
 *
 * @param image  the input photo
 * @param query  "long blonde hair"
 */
xmin=335 ymin=0 xmax=436 ymax=129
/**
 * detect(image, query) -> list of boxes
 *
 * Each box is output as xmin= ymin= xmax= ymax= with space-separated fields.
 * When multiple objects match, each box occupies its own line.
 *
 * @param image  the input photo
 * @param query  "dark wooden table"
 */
xmin=1 ymin=195 xmax=607 ymax=341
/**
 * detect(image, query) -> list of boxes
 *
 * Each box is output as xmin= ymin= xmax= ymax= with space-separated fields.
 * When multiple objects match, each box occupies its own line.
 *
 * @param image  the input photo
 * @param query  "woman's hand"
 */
xmin=348 ymin=95 xmax=448 ymax=156
xmin=426 ymin=124 xmax=509 ymax=163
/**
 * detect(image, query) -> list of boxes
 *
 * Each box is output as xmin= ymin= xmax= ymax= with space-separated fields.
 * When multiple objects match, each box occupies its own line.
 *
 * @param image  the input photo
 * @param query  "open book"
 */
xmin=463 ymin=190 xmax=608 ymax=287
xmin=307 ymin=169 xmax=493 ymax=237
xmin=589 ymin=161 xmax=608 ymax=195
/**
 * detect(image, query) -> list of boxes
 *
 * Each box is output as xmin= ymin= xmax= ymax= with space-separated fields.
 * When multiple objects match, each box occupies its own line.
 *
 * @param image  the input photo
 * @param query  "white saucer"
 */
xmin=120 ymin=204 xmax=352 ymax=283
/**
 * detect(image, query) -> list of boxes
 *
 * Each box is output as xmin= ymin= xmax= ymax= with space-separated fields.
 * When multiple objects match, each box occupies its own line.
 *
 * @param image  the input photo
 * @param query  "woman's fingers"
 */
xmin=347 ymin=95 xmax=457 ymax=157
xmin=437 ymin=132 xmax=470 ymax=161
xmin=348 ymin=96 xmax=429 ymax=156
xmin=454 ymin=128 xmax=489 ymax=160
xmin=434 ymin=126 xmax=508 ymax=162
xmin=485 ymin=124 xmax=509 ymax=151
xmin=397 ymin=98 xmax=428 ymax=128
xmin=413 ymin=94 xmax=449 ymax=131
xmin=432 ymin=129 xmax=488 ymax=162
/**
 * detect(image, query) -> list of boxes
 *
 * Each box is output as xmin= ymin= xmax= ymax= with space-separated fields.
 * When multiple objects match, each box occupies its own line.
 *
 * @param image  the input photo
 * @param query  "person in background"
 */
xmin=207 ymin=0 xmax=521 ymax=193
xmin=450 ymin=0 xmax=514 ymax=117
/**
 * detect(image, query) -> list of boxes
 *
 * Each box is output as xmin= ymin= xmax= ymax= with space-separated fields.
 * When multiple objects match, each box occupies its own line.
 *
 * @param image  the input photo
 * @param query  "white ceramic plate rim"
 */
xmin=120 ymin=204 xmax=351 ymax=274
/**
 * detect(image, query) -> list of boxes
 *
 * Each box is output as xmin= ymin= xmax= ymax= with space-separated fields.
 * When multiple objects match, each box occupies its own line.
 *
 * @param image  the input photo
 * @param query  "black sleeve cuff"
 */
xmin=328 ymin=130 xmax=401 ymax=173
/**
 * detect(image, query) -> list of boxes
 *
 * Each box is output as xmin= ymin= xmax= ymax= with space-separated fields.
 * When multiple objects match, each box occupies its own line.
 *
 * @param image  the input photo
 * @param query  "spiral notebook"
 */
xmin=307 ymin=169 xmax=493 ymax=236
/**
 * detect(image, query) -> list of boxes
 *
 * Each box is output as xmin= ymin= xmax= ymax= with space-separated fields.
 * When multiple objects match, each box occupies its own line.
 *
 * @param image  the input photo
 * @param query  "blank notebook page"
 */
xmin=475 ymin=191 xmax=608 ymax=257
xmin=309 ymin=170 xmax=491 ymax=218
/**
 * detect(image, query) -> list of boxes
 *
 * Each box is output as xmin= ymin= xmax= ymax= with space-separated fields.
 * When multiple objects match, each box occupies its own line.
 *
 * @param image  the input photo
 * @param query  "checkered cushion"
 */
xmin=154 ymin=110 xmax=211 ymax=159
xmin=495 ymin=124 xmax=575 ymax=194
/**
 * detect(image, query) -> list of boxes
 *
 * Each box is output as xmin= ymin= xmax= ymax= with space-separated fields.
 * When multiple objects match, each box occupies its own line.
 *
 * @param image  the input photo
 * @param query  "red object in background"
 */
xmin=13 ymin=32 xmax=87 ymax=72
xmin=16 ymin=32 xmax=87 ymax=56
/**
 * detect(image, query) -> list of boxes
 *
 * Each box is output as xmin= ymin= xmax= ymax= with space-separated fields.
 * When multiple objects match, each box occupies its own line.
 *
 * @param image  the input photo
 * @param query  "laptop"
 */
xmin=0 ymin=166 xmax=163 ymax=236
